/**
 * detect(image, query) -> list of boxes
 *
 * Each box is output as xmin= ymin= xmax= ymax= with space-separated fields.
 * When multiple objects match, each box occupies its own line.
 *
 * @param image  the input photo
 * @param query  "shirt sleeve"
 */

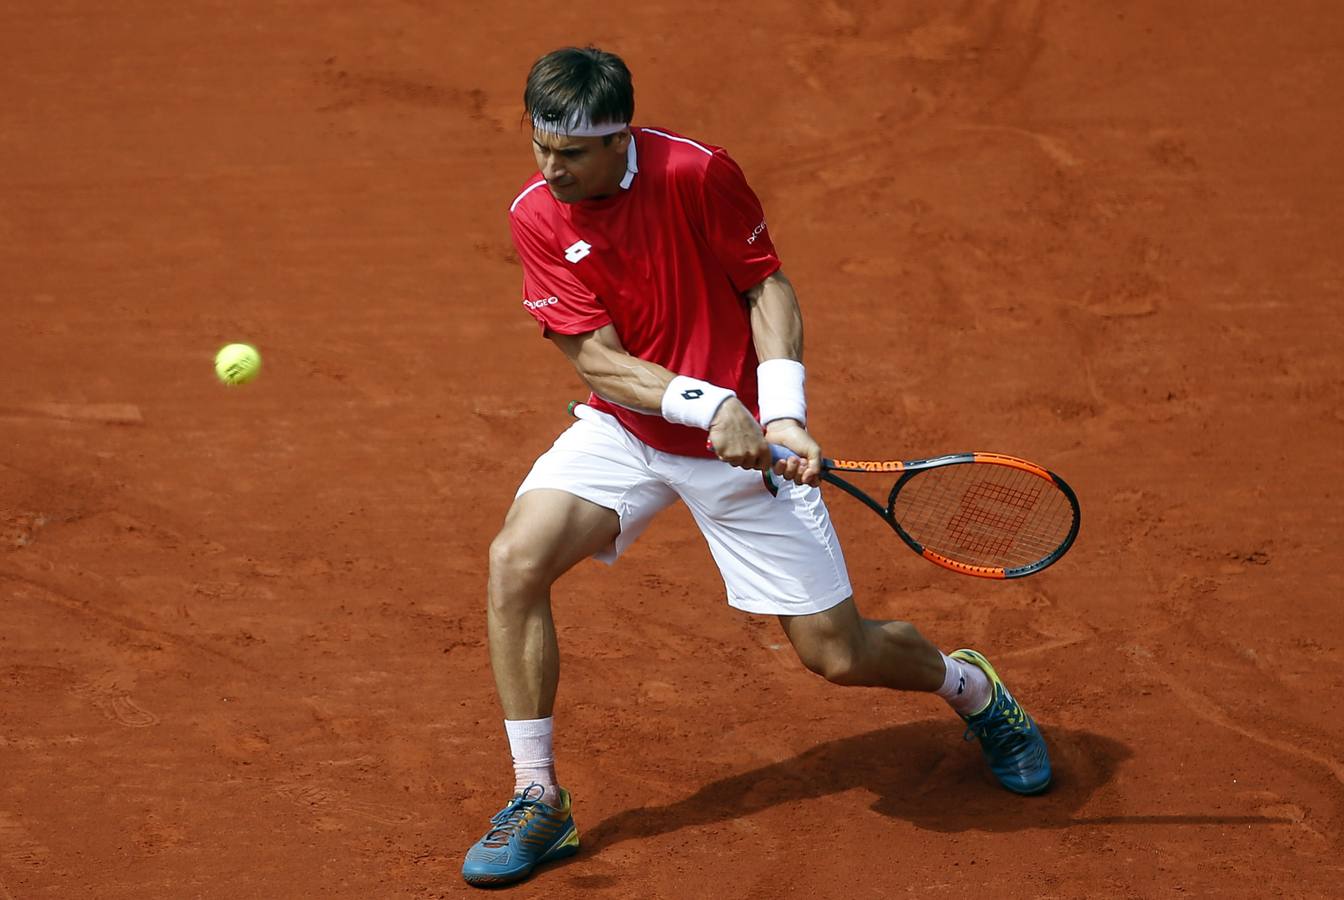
xmin=699 ymin=150 xmax=782 ymax=292
xmin=507 ymin=210 xmax=612 ymax=335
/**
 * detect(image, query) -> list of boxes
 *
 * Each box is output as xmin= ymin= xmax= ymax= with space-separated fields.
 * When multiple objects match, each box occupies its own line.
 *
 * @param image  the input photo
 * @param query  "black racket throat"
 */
xmin=820 ymin=470 xmax=929 ymax=564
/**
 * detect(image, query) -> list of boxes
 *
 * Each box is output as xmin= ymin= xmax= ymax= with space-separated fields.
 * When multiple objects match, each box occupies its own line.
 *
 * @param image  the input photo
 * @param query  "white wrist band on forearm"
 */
xmin=757 ymin=358 xmax=807 ymax=426
xmin=661 ymin=376 xmax=736 ymax=430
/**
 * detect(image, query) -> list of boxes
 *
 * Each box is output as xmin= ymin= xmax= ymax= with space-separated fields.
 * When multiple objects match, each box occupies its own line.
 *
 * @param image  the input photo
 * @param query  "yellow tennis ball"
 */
xmin=214 ymin=343 xmax=262 ymax=385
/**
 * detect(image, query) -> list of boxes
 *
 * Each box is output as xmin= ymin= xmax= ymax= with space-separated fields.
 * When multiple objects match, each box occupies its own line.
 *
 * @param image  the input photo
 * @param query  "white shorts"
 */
xmin=516 ymin=406 xmax=853 ymax=616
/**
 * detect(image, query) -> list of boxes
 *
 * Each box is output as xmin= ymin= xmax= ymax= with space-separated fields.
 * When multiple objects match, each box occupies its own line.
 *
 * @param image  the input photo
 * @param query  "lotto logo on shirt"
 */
xmin=523 ymin=295 xmax=559 ymax=310
xmin=564 ymin=240 xmax=592 ymax=263
xmin=746 ymin=220 xmax=767 ymax=245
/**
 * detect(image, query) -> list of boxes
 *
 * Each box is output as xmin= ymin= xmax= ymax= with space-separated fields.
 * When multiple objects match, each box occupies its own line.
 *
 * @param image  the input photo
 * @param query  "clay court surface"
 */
xmin=3 ymin=1 xmax=1342 ymax=897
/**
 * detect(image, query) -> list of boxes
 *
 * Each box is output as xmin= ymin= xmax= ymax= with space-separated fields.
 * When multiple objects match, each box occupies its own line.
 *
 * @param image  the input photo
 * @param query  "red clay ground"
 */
xmin=3 ymin=1 xmax=1342 ymax=897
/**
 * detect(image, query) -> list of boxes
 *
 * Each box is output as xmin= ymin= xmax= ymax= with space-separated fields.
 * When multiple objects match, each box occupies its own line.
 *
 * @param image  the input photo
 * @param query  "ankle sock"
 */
xmin=935 ymin=652 xmax=993 ymax=716
xmin=504 ymin=716 xmax=558 ymax=804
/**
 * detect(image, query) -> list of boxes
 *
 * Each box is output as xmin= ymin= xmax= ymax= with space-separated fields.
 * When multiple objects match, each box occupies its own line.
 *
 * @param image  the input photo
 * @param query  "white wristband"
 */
xmin=757 ymin=358 xmax=806 ymax=426
xmin=661 ymin=376 xmax=736 ymax=430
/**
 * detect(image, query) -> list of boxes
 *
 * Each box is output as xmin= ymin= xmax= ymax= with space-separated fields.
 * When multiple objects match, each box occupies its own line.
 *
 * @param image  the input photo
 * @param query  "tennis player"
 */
xmin=462 ymin=46 xmax=1051 ymax=888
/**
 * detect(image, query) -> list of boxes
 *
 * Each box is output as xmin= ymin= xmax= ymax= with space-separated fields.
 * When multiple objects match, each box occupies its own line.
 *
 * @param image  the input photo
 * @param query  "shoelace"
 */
xmin=483 ymin=784 xmax=548 ymax=848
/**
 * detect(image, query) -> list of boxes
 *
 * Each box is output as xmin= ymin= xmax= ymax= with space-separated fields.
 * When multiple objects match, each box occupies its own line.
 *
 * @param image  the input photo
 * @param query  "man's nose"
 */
xmin=542 ymin=155 xmax=567 ymax=181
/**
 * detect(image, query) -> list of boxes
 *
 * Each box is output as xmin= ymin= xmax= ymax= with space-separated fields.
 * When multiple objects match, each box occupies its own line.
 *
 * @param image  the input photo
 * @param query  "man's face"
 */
xmin=531 ymin=128 xmax=629 ymax=203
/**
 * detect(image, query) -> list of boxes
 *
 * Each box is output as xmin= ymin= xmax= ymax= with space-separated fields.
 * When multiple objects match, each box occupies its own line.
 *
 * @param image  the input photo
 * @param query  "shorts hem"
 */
xmin=726 ymin=587 xmax=852 ymax=617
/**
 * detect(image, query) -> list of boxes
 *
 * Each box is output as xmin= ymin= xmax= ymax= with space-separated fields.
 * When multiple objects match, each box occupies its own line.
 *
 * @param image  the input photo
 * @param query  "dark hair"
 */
xmin=523 ymin=47 xmax=634 ymax=131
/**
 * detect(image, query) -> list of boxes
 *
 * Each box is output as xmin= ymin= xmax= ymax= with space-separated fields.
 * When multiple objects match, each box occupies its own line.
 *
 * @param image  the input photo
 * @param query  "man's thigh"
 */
xmin=496 ymin=488 xmax=624 ymax=580
xmin=514 ymin=409 xmax=680 ymax=564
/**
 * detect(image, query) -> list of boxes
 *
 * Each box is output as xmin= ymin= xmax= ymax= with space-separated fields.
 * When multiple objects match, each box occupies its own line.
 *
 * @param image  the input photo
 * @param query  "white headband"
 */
xmin=531 ymin=112 xmax=629 ymax=138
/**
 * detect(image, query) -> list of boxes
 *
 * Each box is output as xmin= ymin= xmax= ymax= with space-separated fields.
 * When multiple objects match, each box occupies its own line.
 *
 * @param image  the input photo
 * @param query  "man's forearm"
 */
xmin=573 ymin=348 xmax=676 ymax=414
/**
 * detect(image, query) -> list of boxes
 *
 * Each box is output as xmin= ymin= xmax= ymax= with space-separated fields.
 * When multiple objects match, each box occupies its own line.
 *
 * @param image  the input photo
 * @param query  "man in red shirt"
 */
xmin=462 ymin=47 xmax=1051 ymax=888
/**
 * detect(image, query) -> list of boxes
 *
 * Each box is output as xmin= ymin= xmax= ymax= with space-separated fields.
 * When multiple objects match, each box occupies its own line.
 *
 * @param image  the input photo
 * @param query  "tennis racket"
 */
xmin=789 ymin=449 xmax=1080 ymax=579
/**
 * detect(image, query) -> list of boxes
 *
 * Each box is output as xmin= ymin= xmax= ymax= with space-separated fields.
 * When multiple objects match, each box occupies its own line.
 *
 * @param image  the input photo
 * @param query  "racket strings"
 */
xmin=891 ymin=464 xmax=1075 ymax=568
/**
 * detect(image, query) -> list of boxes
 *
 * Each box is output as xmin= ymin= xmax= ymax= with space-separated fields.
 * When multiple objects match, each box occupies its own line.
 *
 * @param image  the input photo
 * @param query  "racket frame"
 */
xmin=819 ymin=452 xmax=1081 ymax=579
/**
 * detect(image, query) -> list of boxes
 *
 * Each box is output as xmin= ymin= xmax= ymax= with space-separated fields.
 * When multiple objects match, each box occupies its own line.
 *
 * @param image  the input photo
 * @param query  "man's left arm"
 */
xmin=745 ymin=269 xmax=823 ymax=486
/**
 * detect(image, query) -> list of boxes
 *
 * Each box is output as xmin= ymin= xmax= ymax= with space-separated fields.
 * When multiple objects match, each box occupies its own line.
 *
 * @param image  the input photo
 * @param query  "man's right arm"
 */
xmin=549 ymin=325 xmax=673 ymax=414
xmin=549 ymin=326 xmax=771 ymax=469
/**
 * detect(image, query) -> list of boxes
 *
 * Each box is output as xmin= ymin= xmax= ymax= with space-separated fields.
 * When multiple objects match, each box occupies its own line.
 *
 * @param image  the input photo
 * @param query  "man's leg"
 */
xmin=779 ymin=598 xmax=1051 ymax=794
xmin=462 ymin=488 xmax=619 ymax=889
xmin=487 ymin=488 xmax=621 ymax=788
xmin=776 ymin=597 xmax=945 ymax=691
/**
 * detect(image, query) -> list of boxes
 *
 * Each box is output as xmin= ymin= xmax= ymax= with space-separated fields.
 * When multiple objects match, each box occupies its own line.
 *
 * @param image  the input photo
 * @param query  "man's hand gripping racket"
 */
xmin=572 ymin=401 xmax=1081 ymax=580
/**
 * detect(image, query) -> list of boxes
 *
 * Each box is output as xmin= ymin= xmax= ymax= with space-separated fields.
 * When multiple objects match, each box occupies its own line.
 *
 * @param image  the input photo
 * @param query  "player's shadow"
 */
xmin=583 ymin=721 xmax=1282 ymax=850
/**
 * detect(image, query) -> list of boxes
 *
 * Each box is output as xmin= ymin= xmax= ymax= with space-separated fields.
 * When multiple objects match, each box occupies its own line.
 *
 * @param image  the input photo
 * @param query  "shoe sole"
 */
xmin=463 ymin=824 xmax=580 ymax=888
xmin=1007 ymin=776 xmax=1052 ymax=796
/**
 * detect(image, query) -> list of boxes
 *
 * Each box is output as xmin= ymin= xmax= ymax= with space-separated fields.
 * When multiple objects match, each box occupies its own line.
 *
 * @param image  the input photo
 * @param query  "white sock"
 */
xmin=503 ymin=717 xmax=558 ymax=804
xmin=935 ymin=653 xmax=993 ymax=716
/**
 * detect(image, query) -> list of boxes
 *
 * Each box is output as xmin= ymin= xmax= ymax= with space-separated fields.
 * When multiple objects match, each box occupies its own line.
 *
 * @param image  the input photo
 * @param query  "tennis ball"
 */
xmin=214 ymin=343 xmax=262 ymax=386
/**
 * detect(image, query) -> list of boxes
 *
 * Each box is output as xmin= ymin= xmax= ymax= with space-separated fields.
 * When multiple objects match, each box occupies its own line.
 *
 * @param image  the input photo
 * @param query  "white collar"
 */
xmin=619 ymin=131 xmax=638 ymax=190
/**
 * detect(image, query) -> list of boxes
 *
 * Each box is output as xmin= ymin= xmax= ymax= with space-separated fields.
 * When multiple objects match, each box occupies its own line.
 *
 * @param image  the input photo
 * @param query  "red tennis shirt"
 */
xmin=507 ymin=126 xmax=782 ymax=457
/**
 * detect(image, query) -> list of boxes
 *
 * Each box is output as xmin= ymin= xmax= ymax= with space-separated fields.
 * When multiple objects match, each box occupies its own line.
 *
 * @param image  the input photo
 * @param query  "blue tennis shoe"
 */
xmin=951 ymin=649 xmax=1052 ymax=795
xmin=462 ymin=783 xmax=579 ymax=887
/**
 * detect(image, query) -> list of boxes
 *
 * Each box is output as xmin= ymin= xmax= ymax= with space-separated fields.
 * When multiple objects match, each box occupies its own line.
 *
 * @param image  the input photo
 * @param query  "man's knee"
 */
xmin=488 ymin=490 xmax=620 ymax=607
xmin=793 ymin=633 xmax=865 ymax=685
xmin=488 ymin=529 xmax=556 ymax=600
xmin=806 ymin=645 xmax=862 ymax=685
xmin=782 ymin=598 xmax=866 ymax=684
